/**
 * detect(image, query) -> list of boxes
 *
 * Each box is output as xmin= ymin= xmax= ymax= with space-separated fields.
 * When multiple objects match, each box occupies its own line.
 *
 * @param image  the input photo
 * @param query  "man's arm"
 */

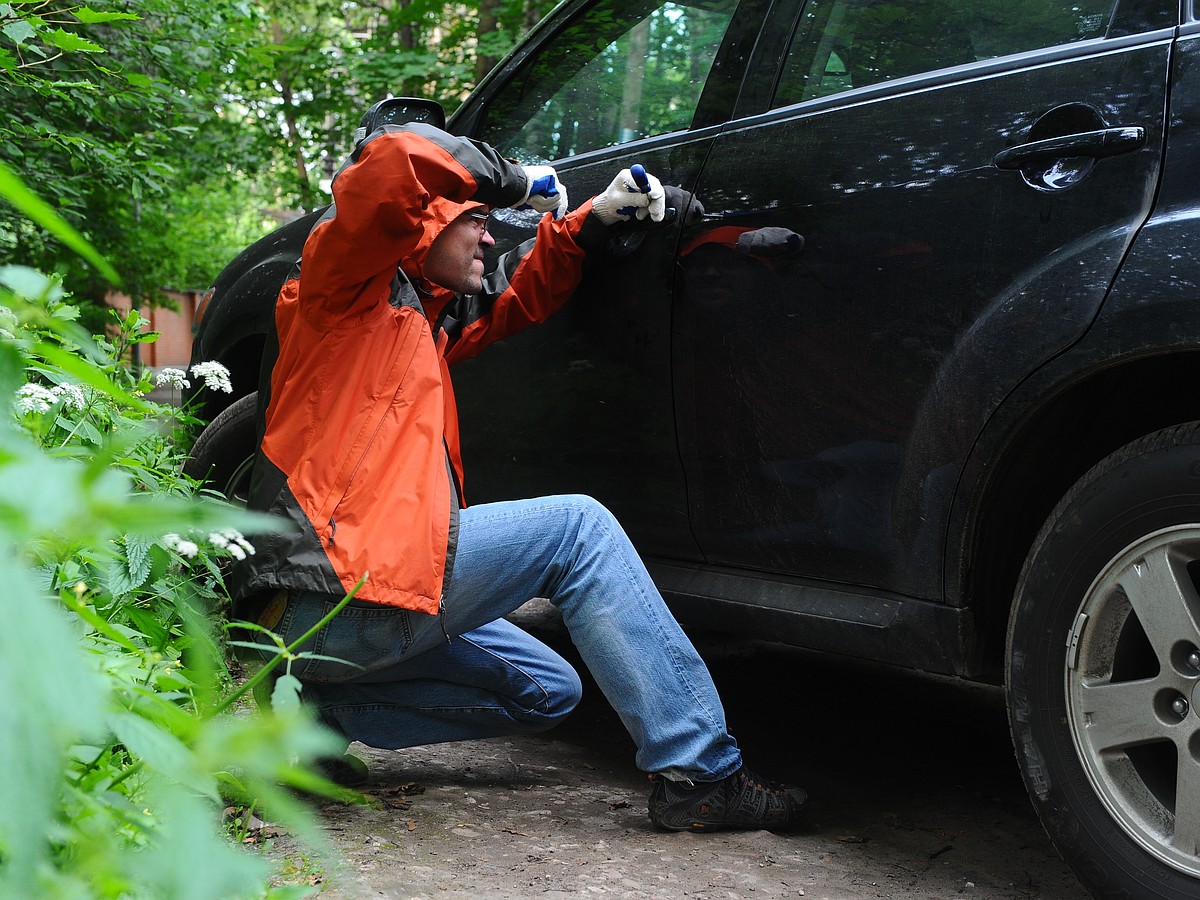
xmin=437 ymin=198 xmax=608 ymax=364
xmin=296 ymin=125 xmax=534 ymax=326
xmin=439 ymin=168 xmax=667 ymax=364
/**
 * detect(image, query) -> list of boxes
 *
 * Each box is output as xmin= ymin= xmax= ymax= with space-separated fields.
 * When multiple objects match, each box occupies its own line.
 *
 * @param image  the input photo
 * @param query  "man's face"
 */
xmin=423 ymin=206 xmax=495 ymax=295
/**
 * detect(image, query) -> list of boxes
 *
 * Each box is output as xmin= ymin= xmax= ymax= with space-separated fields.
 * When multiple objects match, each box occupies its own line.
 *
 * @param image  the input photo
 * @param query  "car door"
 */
xmin=448 ymin=0 xmax=768 ymax=559
xmin=674 ymin=0 xmax=1177 ymax=596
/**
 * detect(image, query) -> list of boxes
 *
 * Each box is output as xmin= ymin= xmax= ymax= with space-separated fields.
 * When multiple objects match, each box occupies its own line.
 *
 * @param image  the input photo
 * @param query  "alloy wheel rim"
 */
xmin=1065 ymin=524 xmax=1200 ymax=877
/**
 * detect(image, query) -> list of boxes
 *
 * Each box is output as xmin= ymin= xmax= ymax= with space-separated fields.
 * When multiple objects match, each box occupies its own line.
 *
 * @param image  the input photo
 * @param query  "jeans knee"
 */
xmin=526 ymin=664 xmax=583 ymax=731
xmin=565 ymin=493 xmax=615 ymax=523
xmin=558 ymin=494 xmax=623 ymax=546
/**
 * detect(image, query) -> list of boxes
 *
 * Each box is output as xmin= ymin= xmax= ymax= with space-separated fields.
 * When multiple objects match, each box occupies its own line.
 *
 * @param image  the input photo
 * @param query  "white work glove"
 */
xmin=516 ymin=164 xmax=569 ymax=219
xmin=591 ymin=165 xmax=666 ymax=226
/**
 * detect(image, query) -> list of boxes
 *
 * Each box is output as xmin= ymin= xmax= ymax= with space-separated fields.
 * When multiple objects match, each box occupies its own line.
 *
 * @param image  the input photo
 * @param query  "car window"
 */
xmin=477 ymin=0 xmax=739 ymax=163
xmin=772 ymin=0 xmax=1121 ymax=107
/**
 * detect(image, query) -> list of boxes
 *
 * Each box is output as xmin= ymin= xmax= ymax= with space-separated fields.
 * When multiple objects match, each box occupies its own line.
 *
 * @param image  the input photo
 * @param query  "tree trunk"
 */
xmin=273 ymin=21 xmax=318 ymax=211
xmin=476 ymin=0 xmax=501 ymax=83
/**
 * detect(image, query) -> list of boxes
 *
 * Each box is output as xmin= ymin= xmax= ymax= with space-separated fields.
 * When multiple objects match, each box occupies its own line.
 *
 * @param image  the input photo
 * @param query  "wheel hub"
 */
xmin=1066 ymin=525 xmax=1200 ymax=875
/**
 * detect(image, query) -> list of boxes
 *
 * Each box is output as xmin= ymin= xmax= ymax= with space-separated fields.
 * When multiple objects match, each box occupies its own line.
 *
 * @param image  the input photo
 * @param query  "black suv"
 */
xmin=189 ymin=1 xmax=1200 ymax=896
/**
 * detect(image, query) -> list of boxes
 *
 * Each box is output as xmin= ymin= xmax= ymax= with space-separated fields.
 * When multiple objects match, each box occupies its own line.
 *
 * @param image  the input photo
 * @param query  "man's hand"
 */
xmin=592 ymin=165 xmax=666 ymax=225
xmin=518 ymin=165 xmax=569 ymax=219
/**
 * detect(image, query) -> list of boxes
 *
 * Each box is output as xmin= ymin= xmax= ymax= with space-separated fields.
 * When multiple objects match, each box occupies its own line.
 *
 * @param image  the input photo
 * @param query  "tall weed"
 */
xmin=0 ymin=264 xmax=342 ymax=897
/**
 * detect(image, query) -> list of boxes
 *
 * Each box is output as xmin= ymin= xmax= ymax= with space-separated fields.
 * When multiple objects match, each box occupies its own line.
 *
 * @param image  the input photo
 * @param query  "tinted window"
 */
xmin=478 ymin=0 xmax=738 ymax=163
xmin=773 ymin=0 xmax=1119 ymax=107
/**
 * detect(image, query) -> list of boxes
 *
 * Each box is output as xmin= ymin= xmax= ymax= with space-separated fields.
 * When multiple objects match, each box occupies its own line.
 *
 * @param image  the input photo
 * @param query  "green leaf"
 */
xmin=74 ymin=8 xmax=141 ymax=25
xmin=107 ymin=707 xmax=213 ymax=797
xmin=0 ymin=565 xmax=107 ymax=887
xmin=124 ymin=607 xmax=170 ymax=650
xmin=44 ymin=28 xmax=105 ymax=54
xmin=124 ymin=535 xmax=153 ymax=590
xmin=132 ymin=780 xmax=271 ymax=897
xmin=60 ymin=590 xmax=141 ymax=652
xmin=0 ymin=5 xmax=37 ymax=46
xmin=0 ymin=265 xmax=63 ymax=303
xmin=271 ymin=674 xmax=303 ymax=715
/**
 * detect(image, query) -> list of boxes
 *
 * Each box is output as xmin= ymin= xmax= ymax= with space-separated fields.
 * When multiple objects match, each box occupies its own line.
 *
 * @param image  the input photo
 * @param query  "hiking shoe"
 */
xmin=647 ymin=765 xmax=808 ymax=832
xmin=315 ymin=752 xmax=369 ymax=787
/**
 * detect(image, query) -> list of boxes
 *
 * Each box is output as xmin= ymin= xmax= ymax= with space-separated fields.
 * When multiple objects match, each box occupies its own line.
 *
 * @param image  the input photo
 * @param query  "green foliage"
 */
xmin=0 ymin=0 xmax=559 ymax=316
xmin=0 ymin=2 xmax=580 ymax=895
xmin=0 ymin=252 xmax=347 ymax=893
xmin=0 ymin=0 xmax=278 ymax=306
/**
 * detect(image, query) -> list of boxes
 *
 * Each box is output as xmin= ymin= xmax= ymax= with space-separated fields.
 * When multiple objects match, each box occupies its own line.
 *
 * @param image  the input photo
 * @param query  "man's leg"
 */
xmin=303 ymin=617 xmax=582 ymax=748
xmin=441 ymin=495 xmax=743 ymax=782
xmin=260 ymin=494 xmax=806 ymax=829
xmin=438 ymin=494 xmax=808 ymax=831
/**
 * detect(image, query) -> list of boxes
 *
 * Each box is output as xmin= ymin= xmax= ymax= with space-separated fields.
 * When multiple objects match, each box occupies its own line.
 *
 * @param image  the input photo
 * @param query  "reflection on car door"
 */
xmin=675 ymin=0 xmax=1174 ymax=597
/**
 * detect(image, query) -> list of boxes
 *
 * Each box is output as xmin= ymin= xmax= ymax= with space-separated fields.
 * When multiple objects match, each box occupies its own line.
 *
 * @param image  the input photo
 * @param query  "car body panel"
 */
xmin=191 ymin=0 xmax=1186 ymax=679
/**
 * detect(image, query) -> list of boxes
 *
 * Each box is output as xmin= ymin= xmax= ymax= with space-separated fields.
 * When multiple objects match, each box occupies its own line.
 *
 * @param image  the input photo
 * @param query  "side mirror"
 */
xmin=353 ymin=97 xmax=447 ymax=145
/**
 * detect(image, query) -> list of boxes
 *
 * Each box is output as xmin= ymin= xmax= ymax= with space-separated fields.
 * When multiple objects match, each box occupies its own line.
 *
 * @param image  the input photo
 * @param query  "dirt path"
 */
xmin=268 ymin=601 xmax=1090 ymax=899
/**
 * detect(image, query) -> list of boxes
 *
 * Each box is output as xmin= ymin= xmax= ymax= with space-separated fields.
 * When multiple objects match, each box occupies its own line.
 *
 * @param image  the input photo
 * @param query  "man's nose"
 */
xmin=480 ymin=230 xmax=496 ymax=247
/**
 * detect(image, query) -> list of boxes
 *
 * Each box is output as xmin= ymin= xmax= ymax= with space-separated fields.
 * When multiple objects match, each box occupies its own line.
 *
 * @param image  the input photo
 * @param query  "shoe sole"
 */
xmin=649 ymin=809 xmax=808 ymax=833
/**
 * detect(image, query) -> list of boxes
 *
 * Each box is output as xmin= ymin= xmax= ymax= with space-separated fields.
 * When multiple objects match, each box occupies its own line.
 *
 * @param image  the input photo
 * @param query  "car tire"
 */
xmin=183 ymin=391 xmax=258 ymax=506
xmin=1006 ymin=422 xmax=1200 ymax=899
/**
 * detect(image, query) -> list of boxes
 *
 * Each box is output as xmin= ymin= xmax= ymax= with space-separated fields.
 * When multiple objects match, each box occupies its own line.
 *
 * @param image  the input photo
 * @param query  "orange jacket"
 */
xmin=233 ymin=124 xmax=605 ymax=615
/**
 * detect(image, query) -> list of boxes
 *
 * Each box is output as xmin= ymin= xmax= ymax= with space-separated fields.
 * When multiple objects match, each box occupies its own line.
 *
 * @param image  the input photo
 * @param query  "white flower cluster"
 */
xmin=208 ymin=528 xmax=256 ymax=560
xmin=162 ymin=528 xmax=255 ymax=560
xmin=54 ymin=383 xmax=87 ymax=410
xmin=162 ymin=533 xmax=200 ymax=558
xmin=154 ymin=361 xmax=233 ymax=394
xmin=15 ymin=381 xmax=88 ymax=414
xmin=191 ymin=361 xmax=233 ymax=394
xmin=155 ymin=367 xmax=190 ymax=390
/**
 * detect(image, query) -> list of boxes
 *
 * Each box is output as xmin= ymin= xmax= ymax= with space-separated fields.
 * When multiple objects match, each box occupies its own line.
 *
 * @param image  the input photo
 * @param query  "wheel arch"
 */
xmin=952 ymin=348 xmax=1200 ymax=676
xmin=186 ymin=210 xmax=318 ymax=424
xmin=187 ymin=333 xmax=266 ymax=426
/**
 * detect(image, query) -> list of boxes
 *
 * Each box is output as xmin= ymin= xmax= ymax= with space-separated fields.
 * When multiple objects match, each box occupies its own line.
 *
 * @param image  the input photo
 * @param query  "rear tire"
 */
xmin=1006 ymin=422 xmax=1200 ymax=899
xmin=183 ymin=391 xmax=258 ymax=506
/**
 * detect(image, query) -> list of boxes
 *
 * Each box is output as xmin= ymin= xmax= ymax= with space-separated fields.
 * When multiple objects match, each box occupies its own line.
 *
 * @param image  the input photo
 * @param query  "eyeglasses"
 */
xmin=465 ymin=210 xmax=493 ymax=236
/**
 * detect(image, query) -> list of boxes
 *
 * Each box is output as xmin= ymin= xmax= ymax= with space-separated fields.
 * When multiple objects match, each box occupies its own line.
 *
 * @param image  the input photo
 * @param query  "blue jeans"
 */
xmin=257 ymin=495 xmax=742 ymax=781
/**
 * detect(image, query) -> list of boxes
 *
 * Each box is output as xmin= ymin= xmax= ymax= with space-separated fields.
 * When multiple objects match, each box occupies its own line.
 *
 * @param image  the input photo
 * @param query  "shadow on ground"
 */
xmin=267 ymin=600 xmax=1088 ymax=900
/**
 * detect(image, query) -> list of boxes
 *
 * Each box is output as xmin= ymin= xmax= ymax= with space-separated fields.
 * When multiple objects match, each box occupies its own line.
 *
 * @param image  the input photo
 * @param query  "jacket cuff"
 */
xmin=572 ymin=198 xmax=611 ymax=252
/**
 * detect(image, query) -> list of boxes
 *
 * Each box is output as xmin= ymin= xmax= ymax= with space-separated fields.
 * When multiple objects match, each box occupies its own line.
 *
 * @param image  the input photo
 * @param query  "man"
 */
xmin=233 ymin=119 xmax=807 ymax=832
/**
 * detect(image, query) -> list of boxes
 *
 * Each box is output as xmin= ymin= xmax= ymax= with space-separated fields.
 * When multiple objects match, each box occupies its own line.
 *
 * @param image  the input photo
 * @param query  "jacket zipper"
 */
xmin=438 ymin=597 xmax=451 ymax=643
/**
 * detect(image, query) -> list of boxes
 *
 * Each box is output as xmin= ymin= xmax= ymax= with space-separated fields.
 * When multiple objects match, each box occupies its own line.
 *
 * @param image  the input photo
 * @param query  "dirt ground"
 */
xmin=266 ymin=600 xmax=1091 ymax=900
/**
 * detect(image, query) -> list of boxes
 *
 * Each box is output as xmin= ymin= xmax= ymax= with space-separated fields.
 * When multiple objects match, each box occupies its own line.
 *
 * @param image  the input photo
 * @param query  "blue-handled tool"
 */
xmin=617 ymin=164 xmax=653 ymax=218
xmin=630 ymin=164 xmax=651 ymax=193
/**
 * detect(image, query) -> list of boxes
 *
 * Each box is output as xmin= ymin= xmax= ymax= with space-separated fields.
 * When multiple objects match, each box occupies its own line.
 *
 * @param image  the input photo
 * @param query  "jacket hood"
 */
xmin=401 ymin=196 xmax=480 ymax=288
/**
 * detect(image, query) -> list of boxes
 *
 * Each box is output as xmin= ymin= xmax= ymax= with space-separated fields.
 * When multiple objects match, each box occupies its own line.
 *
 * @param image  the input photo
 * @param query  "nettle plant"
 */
xmin=0 ymin=266 xmax=356 ymax=898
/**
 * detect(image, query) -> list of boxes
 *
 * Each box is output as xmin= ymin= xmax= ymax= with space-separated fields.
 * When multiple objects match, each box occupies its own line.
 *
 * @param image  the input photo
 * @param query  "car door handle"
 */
xmin=993 ymin=126 xmax=1145 ymax=170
